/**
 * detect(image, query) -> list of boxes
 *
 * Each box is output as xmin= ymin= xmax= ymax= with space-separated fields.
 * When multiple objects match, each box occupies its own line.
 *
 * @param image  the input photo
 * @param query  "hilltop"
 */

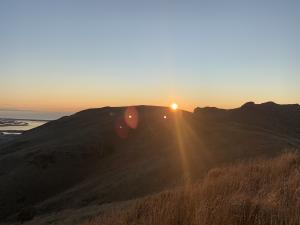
xmin=0 ymin=102 xmax=299 ymax=224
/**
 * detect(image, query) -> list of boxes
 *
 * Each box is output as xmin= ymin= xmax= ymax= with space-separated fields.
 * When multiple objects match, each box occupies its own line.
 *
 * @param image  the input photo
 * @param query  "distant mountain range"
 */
xmin=0 ymin=102 xmax=299 ymax=224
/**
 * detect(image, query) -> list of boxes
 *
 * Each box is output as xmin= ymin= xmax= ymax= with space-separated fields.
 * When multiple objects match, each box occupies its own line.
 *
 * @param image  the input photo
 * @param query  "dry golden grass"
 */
xmin=79 ymin=151 xmax=300 ymax=225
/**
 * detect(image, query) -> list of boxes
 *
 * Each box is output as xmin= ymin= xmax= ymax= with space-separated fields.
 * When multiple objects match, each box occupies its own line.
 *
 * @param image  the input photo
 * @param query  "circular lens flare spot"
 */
xmin=115 ymin=117 xmax=129 ymax=139
xmin=171 ymin=103 xmax=178 ymax=110
xmin=163 ymin=115 xmax=167 ymax=119
xmin=124 ymin=107 xmax=139 ymax=129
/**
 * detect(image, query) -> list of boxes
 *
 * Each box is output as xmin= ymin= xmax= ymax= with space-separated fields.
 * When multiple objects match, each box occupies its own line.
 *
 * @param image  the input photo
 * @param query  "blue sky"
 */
xmin=0 ymin=0 xmax=299 ymax=113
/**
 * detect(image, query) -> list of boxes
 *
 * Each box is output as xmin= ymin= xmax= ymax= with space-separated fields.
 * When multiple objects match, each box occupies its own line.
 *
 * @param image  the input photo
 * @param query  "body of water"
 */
xmin=0 ymin=110 xmax=69 ymax=135
xmin=0 ymin=110 xmax=69 ymax=120
xmin=0 ymin=119 xmax=47 ymax=135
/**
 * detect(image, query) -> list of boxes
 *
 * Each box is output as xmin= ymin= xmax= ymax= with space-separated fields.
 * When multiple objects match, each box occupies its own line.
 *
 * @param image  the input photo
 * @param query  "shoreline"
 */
xmin=0 ymin=117 xmax=51 ymax=122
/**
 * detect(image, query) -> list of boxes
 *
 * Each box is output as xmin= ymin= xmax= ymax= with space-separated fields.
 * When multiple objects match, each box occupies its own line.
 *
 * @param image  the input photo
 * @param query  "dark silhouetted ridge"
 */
xmin=0 ymin=103 xmax=299 ymax=223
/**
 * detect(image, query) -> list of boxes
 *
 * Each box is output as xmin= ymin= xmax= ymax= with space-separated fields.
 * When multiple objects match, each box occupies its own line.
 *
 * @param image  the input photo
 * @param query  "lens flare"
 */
xmin=114 ymin=117 xmax=129 ymax=139
xmin=124 ymin=106 xmax=139 ymax=129
xmin=171 ymin=103 xmax=178 ymax=110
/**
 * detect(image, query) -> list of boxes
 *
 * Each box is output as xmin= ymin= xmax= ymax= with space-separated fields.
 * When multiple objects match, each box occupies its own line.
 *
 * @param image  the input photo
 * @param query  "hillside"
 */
xmin=194 ymin=101 xmax=300 ymax=138
xmin=0 ymin=102 xmax=299 ymax=223
xmin=78 ymin=151 xmax=300 ymax=225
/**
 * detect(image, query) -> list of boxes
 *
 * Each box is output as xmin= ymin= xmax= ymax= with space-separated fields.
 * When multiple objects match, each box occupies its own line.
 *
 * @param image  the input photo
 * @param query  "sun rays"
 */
xmin=171 ymin=103 xmax=178 ymax=111
xmin=173 ymin=111 xmax=192 ymax=185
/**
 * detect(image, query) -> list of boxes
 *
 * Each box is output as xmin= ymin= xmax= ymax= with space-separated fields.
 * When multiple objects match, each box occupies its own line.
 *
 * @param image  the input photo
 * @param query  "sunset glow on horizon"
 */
xmin=171 ymin=103 xmax=178 ymax=111
xmin=0 ymin=0 xmax=299 ymax=116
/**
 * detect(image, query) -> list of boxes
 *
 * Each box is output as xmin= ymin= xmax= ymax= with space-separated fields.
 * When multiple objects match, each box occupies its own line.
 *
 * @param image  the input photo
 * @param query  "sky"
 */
xmin=0 ymin=0 xmax=299 ymax=116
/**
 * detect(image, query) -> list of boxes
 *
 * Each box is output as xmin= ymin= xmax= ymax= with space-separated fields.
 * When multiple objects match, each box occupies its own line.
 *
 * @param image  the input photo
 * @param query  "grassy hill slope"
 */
xmin=0 ymin=103 xmax=299 ymax=223
xmin=79 ymin=151 xmax=300 ymax=225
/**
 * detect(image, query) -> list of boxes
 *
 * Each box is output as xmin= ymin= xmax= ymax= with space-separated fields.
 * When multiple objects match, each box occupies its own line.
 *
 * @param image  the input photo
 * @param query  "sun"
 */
xmin=171 ymin=103 xmax=178 ymax=110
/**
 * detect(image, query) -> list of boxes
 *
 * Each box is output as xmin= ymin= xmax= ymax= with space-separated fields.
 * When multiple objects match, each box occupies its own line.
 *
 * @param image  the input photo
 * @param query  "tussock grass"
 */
xmin=80 ymin=151 xmax=300 ymax=225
